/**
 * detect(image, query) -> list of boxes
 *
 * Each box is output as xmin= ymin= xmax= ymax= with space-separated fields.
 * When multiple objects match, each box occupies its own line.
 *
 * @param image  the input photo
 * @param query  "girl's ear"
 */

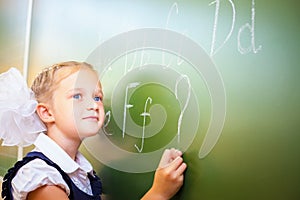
xmin=36 ymin=103 xmax=54 ymax=123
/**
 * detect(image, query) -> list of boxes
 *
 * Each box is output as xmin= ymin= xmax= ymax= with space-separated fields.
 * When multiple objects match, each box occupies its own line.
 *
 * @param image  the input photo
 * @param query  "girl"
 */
xmin=0 ymin=61 xmax=187 ymax=200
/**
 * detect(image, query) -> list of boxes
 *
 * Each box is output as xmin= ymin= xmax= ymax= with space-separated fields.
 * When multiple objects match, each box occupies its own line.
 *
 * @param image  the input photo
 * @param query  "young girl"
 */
xmin=0 ymin=61 xmax=187 ymax=200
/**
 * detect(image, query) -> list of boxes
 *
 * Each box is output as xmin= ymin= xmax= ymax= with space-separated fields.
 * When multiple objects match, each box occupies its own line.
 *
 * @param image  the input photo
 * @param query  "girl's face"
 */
xmin=51 ymin=68 xmax=104 ymax=141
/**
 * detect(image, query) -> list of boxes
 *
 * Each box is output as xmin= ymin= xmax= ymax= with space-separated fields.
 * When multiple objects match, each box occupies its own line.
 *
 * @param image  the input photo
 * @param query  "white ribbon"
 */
xmin=0 ymin=68 xmax=46 ymax=147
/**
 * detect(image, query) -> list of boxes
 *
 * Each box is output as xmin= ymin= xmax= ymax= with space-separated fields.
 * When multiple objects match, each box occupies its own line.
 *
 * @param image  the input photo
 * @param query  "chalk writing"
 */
xmin=209 ymin=0 xmax=236 ymax=57
xmin=163 ymin=2 xmax=179 ymax=66
xmin=103 ymin=110 xmax=113 ymax=135
xmin=175 ymin=75 xmax=191 ymax=143
xmin=135 ymin=97 xmax=153 ymax=153
xmin=238 ymin=0 xmax=262 ymax=54
xmin=208 ymin=0 xmax=262 ymax=56
xmin=109 ymin=73 xmax=193 ymax=153
xmin=124 ymin=52 xmax=137 ymax=74
xmin=94 ymin=0 xmax=236 ymax=155
xmin=122 ymin=82 xmax=141 ymax=138
xmin=140 ymin=50 xmax=150 ymax=67
xmin=166 ymin=2 xmax=178 ymax=29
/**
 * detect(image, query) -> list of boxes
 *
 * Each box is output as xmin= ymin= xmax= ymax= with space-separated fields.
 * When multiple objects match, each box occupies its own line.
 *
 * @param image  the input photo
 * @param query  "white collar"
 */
xmin=33 ymin=133 xmax=93 ymax=174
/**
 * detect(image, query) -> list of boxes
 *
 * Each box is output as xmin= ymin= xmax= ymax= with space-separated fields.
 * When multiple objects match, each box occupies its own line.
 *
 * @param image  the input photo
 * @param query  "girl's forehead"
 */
xmin=57 ymin=68 xmax=101 ymax=91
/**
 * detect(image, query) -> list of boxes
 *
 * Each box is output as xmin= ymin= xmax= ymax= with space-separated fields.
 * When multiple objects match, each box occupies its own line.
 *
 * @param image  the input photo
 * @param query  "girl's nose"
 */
xmin=87 ymin=99 xmax=99 ymax=111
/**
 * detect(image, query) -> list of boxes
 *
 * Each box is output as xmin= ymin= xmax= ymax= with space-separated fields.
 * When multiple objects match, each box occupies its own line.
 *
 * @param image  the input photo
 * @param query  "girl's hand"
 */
xmin=142 ymin=148 xmax=187 ymax=200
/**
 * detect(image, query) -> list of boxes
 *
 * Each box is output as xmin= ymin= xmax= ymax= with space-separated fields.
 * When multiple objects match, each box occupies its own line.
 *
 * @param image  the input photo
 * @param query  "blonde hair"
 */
xmin=31 ymin=61 xmax=98 ymax=103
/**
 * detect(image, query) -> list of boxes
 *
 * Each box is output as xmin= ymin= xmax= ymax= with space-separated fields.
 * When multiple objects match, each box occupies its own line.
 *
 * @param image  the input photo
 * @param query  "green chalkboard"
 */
xmin=1 ymin=0 xmax=300 ymax=199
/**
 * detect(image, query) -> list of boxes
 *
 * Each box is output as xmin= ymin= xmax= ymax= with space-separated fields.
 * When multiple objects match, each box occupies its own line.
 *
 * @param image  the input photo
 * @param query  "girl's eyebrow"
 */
xmin=67 ymin=87 xmax=103 ymax=96
xmin=67 ymin=88 xmax=83 ymax=92
xmin=65 ymin=88 xmax=84 ymax=95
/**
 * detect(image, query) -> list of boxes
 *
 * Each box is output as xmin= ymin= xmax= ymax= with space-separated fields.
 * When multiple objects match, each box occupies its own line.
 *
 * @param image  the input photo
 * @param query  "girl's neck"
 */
xmin=57 ymin=139 xmax=81 ymax=160
xmin=46 ymin=129 xmax=81 ymax=160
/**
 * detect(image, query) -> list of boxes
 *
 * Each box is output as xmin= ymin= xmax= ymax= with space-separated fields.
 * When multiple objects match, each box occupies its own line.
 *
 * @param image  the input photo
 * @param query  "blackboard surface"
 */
xmin=82 ymin=1 xmax=300 ymax=199
xmin=1 ymin=0 xmax=299 ymax=199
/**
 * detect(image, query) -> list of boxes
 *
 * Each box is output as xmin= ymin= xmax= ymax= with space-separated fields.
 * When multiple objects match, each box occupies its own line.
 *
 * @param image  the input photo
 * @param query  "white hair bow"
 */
xmin=0 ymin=68 xmax=46 ymax=147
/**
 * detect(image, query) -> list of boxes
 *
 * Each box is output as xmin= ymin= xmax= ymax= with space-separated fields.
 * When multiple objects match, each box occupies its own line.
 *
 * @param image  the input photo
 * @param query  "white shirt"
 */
xmin=11 ymin=134 xmax=94 ymax=200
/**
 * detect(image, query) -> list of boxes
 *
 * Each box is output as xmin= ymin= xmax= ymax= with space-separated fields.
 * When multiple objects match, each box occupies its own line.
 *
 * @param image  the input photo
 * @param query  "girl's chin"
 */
xmin=78 ymin=129 xmax=101 ymax=140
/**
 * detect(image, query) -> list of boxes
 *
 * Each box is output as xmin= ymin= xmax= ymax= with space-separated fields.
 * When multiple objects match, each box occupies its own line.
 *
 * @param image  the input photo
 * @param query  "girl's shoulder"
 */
xmin=5 ymin=153 xmax=70 ymax=200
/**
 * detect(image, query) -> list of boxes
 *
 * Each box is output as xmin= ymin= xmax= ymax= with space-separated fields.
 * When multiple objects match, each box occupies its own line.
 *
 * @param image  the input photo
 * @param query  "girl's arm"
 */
xmin=27 ymin=185 xmax=69 ymax=200
xmin=141 ymin=148 xmax=187 ymax=200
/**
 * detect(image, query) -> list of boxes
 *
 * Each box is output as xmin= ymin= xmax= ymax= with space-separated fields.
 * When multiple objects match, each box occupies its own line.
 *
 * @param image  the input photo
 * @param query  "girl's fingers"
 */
xmin=159 ymin=148 xmax=183 ymax=168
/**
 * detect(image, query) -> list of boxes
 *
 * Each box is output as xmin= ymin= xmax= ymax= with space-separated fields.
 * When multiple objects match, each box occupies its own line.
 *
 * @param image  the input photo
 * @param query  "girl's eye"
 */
xmin=73 ymin=94 xmax=82 ymax=100
xmin=94 ymin=96 xmax=102 ymax=102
